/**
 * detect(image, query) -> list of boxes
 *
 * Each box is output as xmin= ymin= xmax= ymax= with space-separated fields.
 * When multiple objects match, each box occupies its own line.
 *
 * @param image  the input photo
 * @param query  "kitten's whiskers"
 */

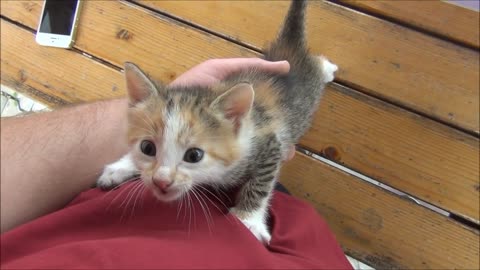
xmin=216 ymin=188 xmax=233 ymax=204
xmin=129 ymin=182 xmax=146 ymax=219
xmin=197 ymin=186 xmax=235 ymax=225
xmin=186 ymin=192 xmax=193 ymax=236
xmin=120 ymin=181 xmax=143 ymax=221
xmin=102 ymin=178 xmax=139 ymax=201
xmin=176 ymin=187 xmax=186 ymax=222
xmin=198 ymin=185 xmax=230 ymax=211
xmin=191 ymin=187 xmax=213 ymax=235
xmin=139 ymin=184 xmax=148 ymax=209
xmin=106 ymin=180 xmax=140 ymax=211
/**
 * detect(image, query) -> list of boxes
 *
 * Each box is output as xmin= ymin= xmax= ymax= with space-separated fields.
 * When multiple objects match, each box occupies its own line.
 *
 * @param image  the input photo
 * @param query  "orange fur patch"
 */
xmin=127 ymin=98 xmax=165 ymax=144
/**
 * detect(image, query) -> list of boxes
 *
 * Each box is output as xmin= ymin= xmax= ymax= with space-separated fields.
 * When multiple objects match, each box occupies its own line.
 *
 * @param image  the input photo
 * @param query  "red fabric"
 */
xmin=1 ymin=182 xmax=352 ymax=269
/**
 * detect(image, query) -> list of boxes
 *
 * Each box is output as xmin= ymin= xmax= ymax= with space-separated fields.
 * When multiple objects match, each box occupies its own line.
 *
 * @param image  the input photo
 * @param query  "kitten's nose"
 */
xmin=153 ymin=179 xmax=173 ymax=193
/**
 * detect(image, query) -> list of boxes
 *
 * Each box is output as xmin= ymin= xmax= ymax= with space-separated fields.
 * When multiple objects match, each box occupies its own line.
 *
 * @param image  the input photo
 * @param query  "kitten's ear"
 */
xmin=124 ymin=62 xmax=157 ymax=105
xmin=211 ymin=83 xmax=254 ymax=131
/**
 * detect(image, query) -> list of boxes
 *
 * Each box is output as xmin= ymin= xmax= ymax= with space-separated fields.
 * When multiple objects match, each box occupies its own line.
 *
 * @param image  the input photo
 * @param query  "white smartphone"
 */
xmin=35 ymin=0 xmax=82 ymax=48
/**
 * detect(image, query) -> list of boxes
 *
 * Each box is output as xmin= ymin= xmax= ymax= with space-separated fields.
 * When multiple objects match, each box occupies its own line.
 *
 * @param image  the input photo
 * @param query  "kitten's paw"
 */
xmin=97 ymin=164 xmax=138 ymax=190
xmin=318 ymin=55 xmax=338 ymax=83
xmin=232 ymin=208 xmax=271 ymax=245
xmin=240 ymin=216 xmax=271 ymax=245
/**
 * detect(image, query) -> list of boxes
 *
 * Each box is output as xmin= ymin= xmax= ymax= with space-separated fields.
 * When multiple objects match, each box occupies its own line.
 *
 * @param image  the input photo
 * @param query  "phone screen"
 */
xmin=39 ymin=0 xmax=78 ymax=35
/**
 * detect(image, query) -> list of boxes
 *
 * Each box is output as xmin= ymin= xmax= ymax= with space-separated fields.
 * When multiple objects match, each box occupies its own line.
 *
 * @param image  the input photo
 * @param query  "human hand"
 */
xmin=170 ymin=58 xmax=295 ymax=162
xmin=170 ymin=58 xmax=290 ymax=87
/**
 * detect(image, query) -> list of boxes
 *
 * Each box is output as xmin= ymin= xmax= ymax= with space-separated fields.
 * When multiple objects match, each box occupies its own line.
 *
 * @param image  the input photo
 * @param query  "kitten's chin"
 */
xmin=150 ymin=186 xmax=184 ymax=202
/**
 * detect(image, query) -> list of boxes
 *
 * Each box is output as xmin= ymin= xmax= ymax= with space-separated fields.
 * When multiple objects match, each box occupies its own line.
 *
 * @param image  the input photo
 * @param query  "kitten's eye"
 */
xmin=183 ymin=148 xmax=204 ymax=163
xmin=140 ymin=140 xmax=156 ymax=156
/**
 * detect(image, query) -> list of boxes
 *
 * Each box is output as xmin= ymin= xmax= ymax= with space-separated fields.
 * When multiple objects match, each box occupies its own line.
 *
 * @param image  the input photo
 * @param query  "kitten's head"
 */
xmin=124 ymin=63 xmax=254 ymax=202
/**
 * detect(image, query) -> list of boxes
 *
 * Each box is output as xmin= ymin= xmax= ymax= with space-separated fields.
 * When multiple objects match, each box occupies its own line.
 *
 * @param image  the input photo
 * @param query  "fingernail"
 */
xmin=275 ymin=60 xmax=290 ymax=73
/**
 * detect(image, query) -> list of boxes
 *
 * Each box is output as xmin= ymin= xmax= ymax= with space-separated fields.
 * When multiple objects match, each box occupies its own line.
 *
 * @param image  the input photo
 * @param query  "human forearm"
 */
xmin=0 ymin=98 xmax=128 ymax=233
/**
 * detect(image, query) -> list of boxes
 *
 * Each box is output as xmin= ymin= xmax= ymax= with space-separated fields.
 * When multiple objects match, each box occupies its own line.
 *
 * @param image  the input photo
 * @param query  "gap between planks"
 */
xmin=330 ymin=0 xmax=479 ymax=51
xmin=296 ymin=146 xmax=480 ymax=232
xmin=2 ymin=1 xmax=478 ymax=139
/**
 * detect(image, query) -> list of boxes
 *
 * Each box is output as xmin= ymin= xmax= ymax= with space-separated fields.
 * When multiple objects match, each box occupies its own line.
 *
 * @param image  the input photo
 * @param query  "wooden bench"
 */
xmin=1 ymin=1 xmax=478 ymax=268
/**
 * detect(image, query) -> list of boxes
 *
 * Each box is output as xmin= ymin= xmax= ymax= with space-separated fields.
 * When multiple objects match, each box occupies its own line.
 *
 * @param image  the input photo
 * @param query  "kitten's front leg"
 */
xmin=97 ymin=153 xmax=139 ymax=189
xmin=231 ymin=195 xmax=274 ymax=245
xmin=231 ymin=135 xmax=281 ymax=245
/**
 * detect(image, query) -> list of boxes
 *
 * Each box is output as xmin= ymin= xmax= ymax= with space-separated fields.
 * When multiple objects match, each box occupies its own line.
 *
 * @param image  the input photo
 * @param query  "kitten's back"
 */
xmin=264 ymin=0 xmax=329 ymax=143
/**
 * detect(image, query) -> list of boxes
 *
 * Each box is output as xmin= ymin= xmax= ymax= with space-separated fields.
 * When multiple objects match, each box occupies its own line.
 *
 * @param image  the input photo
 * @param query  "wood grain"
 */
xmin=4 ymin=0 xmax=480 ymax=133
xmin=305 ymin=84 xmax=480 ymax=222
xmin=338 ymin=0 xmax=480 ymax=49
xmin=1 ymin=1 xmax=478 ymax=221
xmin=136 ymin=0 xmax=480 ymax=134
xmin=0 ymin=0 xmax=255 ymax=85
xmin=280 ymin=153 xmax=479 ymax=269
xmin=2 ymin=4 xmax=479 ymax=267
xmin=0 ymin=21 xmax=124 ymax=107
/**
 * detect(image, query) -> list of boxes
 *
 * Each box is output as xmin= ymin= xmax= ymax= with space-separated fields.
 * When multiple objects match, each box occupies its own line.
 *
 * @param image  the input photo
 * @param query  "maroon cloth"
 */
xmin=1 ymin=182 xmax=351 ymax=269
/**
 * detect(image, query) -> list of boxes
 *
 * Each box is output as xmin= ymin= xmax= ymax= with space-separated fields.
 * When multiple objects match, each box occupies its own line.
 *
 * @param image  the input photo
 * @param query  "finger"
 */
xmin=169 ymin=65 xmax=217 ymax=87
xmin=257 ymin=60 xmax=290 ymax=74
xmin=283 ymin=144 xmax=296 ymax=162
xmin=170 ymin=58 xmax=290 ymax=87
xmin=170 ymin=71 xmax=216 ymax=87
xmin=213 ymin=58 xmax=290 ymax=75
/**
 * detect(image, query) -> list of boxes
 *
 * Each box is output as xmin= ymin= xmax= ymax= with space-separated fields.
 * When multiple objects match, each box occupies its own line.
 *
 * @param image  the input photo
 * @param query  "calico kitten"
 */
xmin=97 ymin=0 xmax=337 ymax=244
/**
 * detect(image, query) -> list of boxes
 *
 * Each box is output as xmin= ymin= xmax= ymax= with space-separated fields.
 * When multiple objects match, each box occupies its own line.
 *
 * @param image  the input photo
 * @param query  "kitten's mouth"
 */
xmin=150 ymin=185 xmax=184 ymax=202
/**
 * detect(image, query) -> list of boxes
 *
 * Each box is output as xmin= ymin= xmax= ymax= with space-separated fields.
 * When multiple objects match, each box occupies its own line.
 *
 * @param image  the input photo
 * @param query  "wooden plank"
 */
xmin=2 ymin=6 xmax=479 ymax=268
xmin=1 ymin=1 xmax=478 ymax=221
xmin=0 ymin=0 xmax=255 ymax=86
xmin=4 ymin=0 xmax=480 ymax=134
xmin=0 ymin=21 xmax=124 ymax=108
xmin=303 ymin=84 xmax=480 ymax=223
xmin=338 ymin=0 xmax=480 ymax=49
xmin=280 ymin=153 xmax=479 ymax=269
xmin=135 ymin=0 xmax=480 ymax=134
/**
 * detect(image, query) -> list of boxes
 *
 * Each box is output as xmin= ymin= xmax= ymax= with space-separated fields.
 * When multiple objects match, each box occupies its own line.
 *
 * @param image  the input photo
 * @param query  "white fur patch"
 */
xmin=162 ymin=107 xmax=183 ymax=169
xmin=319 ymin=56 xmax=338 ymax=83
xmin=97 ymin=153 xmax=138 ymax=188
xmin=234 ymin=197 xmax=271 ymax=245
